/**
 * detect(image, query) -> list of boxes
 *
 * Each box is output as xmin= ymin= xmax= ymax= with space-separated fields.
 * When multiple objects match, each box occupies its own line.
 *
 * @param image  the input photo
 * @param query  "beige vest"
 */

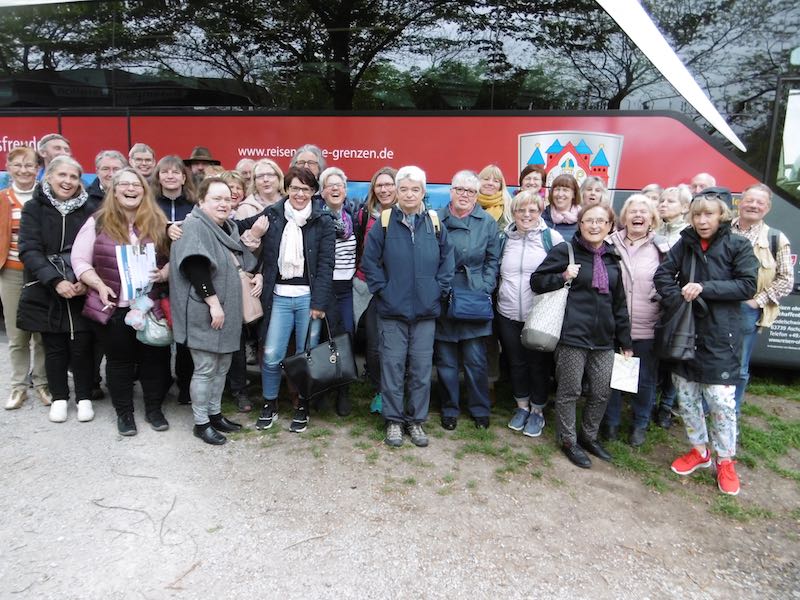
xmin=751 ymin=223 xmax=784 ymax=328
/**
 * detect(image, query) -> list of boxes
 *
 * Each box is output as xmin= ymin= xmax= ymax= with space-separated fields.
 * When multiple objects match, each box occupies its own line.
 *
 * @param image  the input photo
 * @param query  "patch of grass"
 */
xmin=711 ymin=496 xmax=774 ymax=521
xmin=365 ymin=450 xmax=379 ymax=464
xmin=789 ymin=507 xmax=800 ymax=521
xmin=453 ymin=427 xmax=497 ymax=442
xmin=442 ymin=473 xmax=456 ymax=484
xmin=402 ymin=476 xmax=416 ymax=486
xmin=611 ymin=442 xmax=661 ymax=477
xmin=739 ymin=417 xmax=800 ymax=481
xmin=349 ymin=422 xmax=368 ymax=438
xmin=308 ymin=427 xmax=332 ymax=439
xmin=455 ymin=440 xmax=501 ymax=459
xmin=747 ymin=377 xmax=800 ymax=402
xmin=353 ymin=440 xmax=370 ymax=450
xmin=550 ymin=476 xmax=564 ymax=487
xmin=436 ymin=485 xmax=455 ymax=496
xmin=530 ymin=469 xmax=543 ymax=480
xmin=532 ymin=444 xmax=555 ymax=467
xmin=466 ymin=479 xmax=478 ymax=490
xmin=310 ymin=445 xmax=323 ymax=459
xmin=643 ymin=475 xmax=668 ymax=493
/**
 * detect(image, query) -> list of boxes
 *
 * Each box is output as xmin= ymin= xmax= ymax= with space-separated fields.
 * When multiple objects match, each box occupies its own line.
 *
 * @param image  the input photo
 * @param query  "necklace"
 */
xmin=625 ymin=234 xmax=647 ymax=246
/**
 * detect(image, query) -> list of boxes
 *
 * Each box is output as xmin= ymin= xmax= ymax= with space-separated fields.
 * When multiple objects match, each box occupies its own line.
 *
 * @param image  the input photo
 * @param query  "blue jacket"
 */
xmin=435 ymin=204 xmax=500 ymax=341
xmin=362 ymin=206 xmax=454 ymax=322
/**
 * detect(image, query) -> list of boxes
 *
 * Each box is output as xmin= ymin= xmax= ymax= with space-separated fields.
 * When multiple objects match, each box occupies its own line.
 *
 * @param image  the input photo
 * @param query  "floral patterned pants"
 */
xmin=672 ymin=373 xmax=737 ymax=458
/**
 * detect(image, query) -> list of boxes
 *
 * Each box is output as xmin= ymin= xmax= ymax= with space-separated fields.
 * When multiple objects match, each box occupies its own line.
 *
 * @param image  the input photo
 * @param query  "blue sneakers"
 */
xmin=508 ymin=408 xmax=530 ymax=431
xmin=523 ymin=410 xmax=545 ymax=437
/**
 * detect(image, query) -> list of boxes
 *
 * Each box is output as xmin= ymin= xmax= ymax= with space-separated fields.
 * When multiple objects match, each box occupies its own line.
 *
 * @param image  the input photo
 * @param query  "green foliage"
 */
xmin=711 ymin=496 xmax=774 ymax=521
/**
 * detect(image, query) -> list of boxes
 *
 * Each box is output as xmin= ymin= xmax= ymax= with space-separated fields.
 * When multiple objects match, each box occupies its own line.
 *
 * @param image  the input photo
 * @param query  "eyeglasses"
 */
xmin=452 ymin=187 xmax=478 ymax=197
xmin=256 ymin=172 xmax=278 ymax=180
xmin=581 ymin=218 xmax=609 ymax=226
xmin=288 ymin=185 xmax=313 ymax=195
xmin=295 ymin=160 xmax=319 ymax=168
xmin=374 ymin=182 xmax=395 ymax=189
xmin=117 ymin=181 xmax=143 ymax=189
xmin=132 ymin=157 xmax=154 ymax=164
xmin=514 ymin=207 xmax=540 ymax=215
xmin=8 ymin=162 xmax=36 ymax=170
xmin=324 ymin=182 xmax=345 ymax=189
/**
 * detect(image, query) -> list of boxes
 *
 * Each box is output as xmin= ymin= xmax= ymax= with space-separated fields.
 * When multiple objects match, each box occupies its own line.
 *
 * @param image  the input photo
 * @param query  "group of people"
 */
xmin=1 ymin=135 xmax=793 ymax=497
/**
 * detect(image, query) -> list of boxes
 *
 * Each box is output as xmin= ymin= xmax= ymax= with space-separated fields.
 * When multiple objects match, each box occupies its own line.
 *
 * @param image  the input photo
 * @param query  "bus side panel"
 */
xmin=0 ymin=116 xmax=61 ymax=160
xmin=60 ymin=116 xmax=130 ymax=171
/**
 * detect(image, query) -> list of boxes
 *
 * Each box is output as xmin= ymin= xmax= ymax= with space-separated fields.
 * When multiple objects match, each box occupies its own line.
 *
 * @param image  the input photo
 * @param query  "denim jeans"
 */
xmin=734 ymin=302 xmax=761 ymax=414
xmin=330 ymin=280 xmax=355 ymax=336
xmin=435 ymin=337 xmax=490 ymax=419
xmin=605 ymin=338 xmax=659 ymax=429
xmin=261 ymin=293 xmax=321 ymax=401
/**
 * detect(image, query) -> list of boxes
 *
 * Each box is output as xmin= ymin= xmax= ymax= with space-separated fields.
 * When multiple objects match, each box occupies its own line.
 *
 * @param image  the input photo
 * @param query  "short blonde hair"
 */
xmin=620 ymin=193 xmax=661 ymax=230
xmin=510 ymin=190 xmax=545 ymax=213
xmin=689 ymin=195 xmax=731 ymax=222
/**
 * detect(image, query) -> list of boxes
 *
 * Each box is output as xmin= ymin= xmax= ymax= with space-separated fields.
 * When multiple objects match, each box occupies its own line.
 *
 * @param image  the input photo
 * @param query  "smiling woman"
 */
xmin=71 ymin=167 xmax=171 ymax=436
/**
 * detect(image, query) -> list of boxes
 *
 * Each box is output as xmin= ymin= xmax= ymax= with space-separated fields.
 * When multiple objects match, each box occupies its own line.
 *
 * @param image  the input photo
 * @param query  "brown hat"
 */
xmin=184 ymin=146 xmax=221 ymax=166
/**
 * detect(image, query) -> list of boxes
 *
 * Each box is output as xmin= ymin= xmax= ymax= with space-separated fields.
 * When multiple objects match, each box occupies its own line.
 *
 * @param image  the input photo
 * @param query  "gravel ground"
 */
xmin=0 ymin=337 xmax=798 ymax=599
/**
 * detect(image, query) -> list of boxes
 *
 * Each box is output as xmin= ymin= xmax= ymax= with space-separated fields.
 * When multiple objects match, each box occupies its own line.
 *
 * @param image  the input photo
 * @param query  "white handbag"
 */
xmin=521 ymin=243 xmax=575 ymax=352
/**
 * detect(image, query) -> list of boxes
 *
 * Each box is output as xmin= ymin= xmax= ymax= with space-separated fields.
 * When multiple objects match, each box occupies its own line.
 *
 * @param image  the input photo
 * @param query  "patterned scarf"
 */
xmin=549 ymin=204 xmax=579 ymax=225
xmin=477 ymin=191 xmax=504 ymax=221
xmin=42 ymin=181 xmax=89 ymax=216
xmin=327 ymin=206 xmax=354 ymax=240
xmin=575 ymin=236 xmax=609 ymax=294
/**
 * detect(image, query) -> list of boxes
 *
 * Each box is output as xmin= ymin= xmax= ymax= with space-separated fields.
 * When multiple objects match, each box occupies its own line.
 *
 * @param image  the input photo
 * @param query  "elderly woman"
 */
xmin=1 ymin=146 xmax=50 ymax=409
xmin=170 ymin=177 xmax=254 ymax=445
xmin=498 ymin=190 xmax=564 ymax=437
xmin=641 ymin=183 xmax=663 ymax=207
xmin=580 ymin=176 xmax=610 ymax=208
xmin=17 ymin=156 xmax=101 ymax=423
xmin=532 ymin=204 xmax=632 ymax=468
xmin=542 ymin=174 xmax=581 ymax=241
xmin=319 ymin=166 xmax=358 ymax=416
xmin=72 ymin=168 xmax=172 ymax=436
xmin=654 ymin=188 xmax=758 ymax=496
xmin=354 ymin=167 xmax=397 ymax=414
xmin=362 ymin=166 xmax=454 ymax=448
xmin=435 ymin=170 xmax=500 ymax=430
xmin=289 ymin=144 xmax=326 ymax=178
xmin=477 ymin=164 xmax=513 ymax=230
xmin=519 ymin=165 xmax=547 ymax=197
xmin=152 ymin=155 xmax=198 ymax=405
xmin=653 ymin=184 xmax=692 ymax=428
xmin=236 ymin=159 xmax=284 ymax=219
xmin=602 ymin=194 xmax=669 ymax=447
xmin=236 ymin=167 xmax=334 ymax=434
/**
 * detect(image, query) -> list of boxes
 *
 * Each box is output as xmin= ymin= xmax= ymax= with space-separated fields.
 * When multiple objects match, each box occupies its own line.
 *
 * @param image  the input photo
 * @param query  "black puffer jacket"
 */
xmin=236 ymin=198 xmax=335 ymax=338
xmin=654 ymin=223 xmax=757 ymax=384
xmin=16 ymin=186 xmax=100 ymax=334
xmin=531 ymin=235 xmax=632 ymax=351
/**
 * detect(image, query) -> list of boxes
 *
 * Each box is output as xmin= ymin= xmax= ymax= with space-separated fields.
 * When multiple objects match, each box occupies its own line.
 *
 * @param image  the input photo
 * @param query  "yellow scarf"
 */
xmin=478 ymin=191 xmax=504 ymax=221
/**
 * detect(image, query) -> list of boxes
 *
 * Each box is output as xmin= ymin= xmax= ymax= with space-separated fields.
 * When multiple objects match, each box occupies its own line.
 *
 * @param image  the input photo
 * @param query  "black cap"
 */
xmin=692 ymin=186 xmax=732 ymax=205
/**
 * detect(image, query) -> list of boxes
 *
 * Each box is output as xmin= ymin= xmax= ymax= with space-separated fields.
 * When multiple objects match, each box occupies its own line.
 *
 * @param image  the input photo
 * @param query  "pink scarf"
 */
xmin=549 ymin=205 xmax=578 ymax=225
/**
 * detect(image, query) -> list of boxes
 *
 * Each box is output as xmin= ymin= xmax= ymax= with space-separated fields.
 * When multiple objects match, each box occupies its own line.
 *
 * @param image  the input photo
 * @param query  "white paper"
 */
xmin=611 ymin=354 xmax=640 ymax=394
xmin=116 ymin=243 xmax=156 ymax=302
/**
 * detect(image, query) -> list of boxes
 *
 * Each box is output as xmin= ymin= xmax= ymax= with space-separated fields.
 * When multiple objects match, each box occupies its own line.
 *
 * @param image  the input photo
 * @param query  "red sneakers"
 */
xmin=670 ymin=447 xmax=712 ymax=475
xmin=716 ymin=460 xmax=740 ymax=496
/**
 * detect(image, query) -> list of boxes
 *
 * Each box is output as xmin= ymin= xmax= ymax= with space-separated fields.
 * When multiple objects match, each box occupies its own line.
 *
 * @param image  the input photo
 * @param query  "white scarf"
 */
xmin=278 ymin=201 xmax=312 ymax=279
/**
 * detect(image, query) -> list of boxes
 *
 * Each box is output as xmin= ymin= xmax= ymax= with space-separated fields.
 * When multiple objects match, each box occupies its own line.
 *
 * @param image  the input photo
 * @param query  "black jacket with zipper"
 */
xmin=531 ymin=234 xmax=632 ymax=351
xmin=16 ymin=185 xmax=100 ymax=333
xmin=654 ymin=223 xmax=757 ymax=384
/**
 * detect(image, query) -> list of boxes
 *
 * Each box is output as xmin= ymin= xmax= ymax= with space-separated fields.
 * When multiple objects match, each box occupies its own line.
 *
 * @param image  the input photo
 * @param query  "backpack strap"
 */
xmin=380 ymin=208 xmax=392 ymax=230
xmin=769 ymin=228 xmax=781 ymax=260
xmin=428 ymin=209 xmax=440 ymax=238
xmin=542 ymin=227 xmax=552 ymax=252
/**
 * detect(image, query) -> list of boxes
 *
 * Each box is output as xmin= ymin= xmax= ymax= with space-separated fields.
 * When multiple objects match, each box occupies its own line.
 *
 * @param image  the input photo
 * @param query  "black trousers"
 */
xmin=495 ymin=314 xmax=552 ymax=407
xmin=92 ymin=308 xmax=171 ymax=416
xmin=41 ymin=330 xmax=95 ymax=402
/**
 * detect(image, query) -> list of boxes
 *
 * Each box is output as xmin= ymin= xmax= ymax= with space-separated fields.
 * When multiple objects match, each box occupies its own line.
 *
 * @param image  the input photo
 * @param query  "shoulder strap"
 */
xmin=428 ymin=209 xmax=440 ymax=237
xmin=542 ymin=227 xmax=552 ymax=252
xmin=770 ymin=228 xmax=781 ymax=260
xmin=567 ymin=241 xmax=575 ymax=265
xmin=689 ymin=252 xmax=696 ymax=283
xmin=380 ymin=208 xmax=392 ymax=230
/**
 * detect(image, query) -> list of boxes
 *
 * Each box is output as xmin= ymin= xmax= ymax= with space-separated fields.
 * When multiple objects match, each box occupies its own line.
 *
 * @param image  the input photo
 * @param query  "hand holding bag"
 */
xmin=281 ymin=318 xmax=358 ymax=400
xmin=136 ymin=311 xmax=173 ymax=347
xmin=521 ymin=242 xmax=575 ymax=352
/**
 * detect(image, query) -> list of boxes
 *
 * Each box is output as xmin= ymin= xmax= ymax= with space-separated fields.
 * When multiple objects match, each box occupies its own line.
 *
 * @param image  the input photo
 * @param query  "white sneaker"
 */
xmin=49 ymin=400 xmax=68 ymax=423
xmin=77 ymin=399 xmax=94 ymax=422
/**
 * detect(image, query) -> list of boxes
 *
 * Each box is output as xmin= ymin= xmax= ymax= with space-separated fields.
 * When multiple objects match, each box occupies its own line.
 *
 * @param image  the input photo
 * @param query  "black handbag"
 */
xmin=47 ymin=250 xmax=77 ymax=284
xmin=654 ymin=253 xmax=704 ymax=362
xmin=281 ymin=318 xmax=358 ymax=399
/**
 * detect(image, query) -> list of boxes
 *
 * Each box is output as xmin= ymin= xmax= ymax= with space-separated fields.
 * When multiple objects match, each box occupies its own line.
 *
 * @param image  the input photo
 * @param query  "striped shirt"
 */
xmin=2 ymin=186 xmax=32 ymax=271
xmin=333 ymin=234 xmax=357 ymax=281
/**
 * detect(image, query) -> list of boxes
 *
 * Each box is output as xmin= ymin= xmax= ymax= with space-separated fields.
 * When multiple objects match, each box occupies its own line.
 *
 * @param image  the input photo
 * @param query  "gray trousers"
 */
xmin=377 ymin=316 xmax=435 ymax=424
xmin=189 ymin=349 xmax=232 ymax=425
xmin=554 ymin=344 xmax=614 ymax=445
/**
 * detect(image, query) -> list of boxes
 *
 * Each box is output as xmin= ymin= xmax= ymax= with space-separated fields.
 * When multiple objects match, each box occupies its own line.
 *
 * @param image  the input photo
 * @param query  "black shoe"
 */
xmin=473 ymin=416 xmax=490 ymax=429
xmin=177 ymin=388 xmax=191 ymax=405
xmin=91 ymin=387 xmax=105 ymax=401
xmin=335 ymin=388 xmax=352 ymax=417
xmin=209 ymin=413 xmax=242 ymax=433
xmin=629 ymin=426 xmax=647 ymax=448
xmin=145 ymin=409 xmax=170 ymax=432
xmin=600 ymin=422 xmax=619 ymax=442
xmin=656 ymin=407 xmax=673 ymax=430
xmin=255 ymin=403 xmax=277 ymax=430
xmin=579 ymin=435 xmax=613 ymax=462
xmin=117 ymin=412 xmax=137 ymax=436
xmin=562 ymin=443 xmax=591 ymax=468
xmin=441 ymin=416 xmax=457 ymax=430
xmin=289 ymin=408 xmax=308 ymax=433
xmin=193 ymin=423 xmax=227 ymax=445
xmin=233 ymin=391 xmax=252 ymax=413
